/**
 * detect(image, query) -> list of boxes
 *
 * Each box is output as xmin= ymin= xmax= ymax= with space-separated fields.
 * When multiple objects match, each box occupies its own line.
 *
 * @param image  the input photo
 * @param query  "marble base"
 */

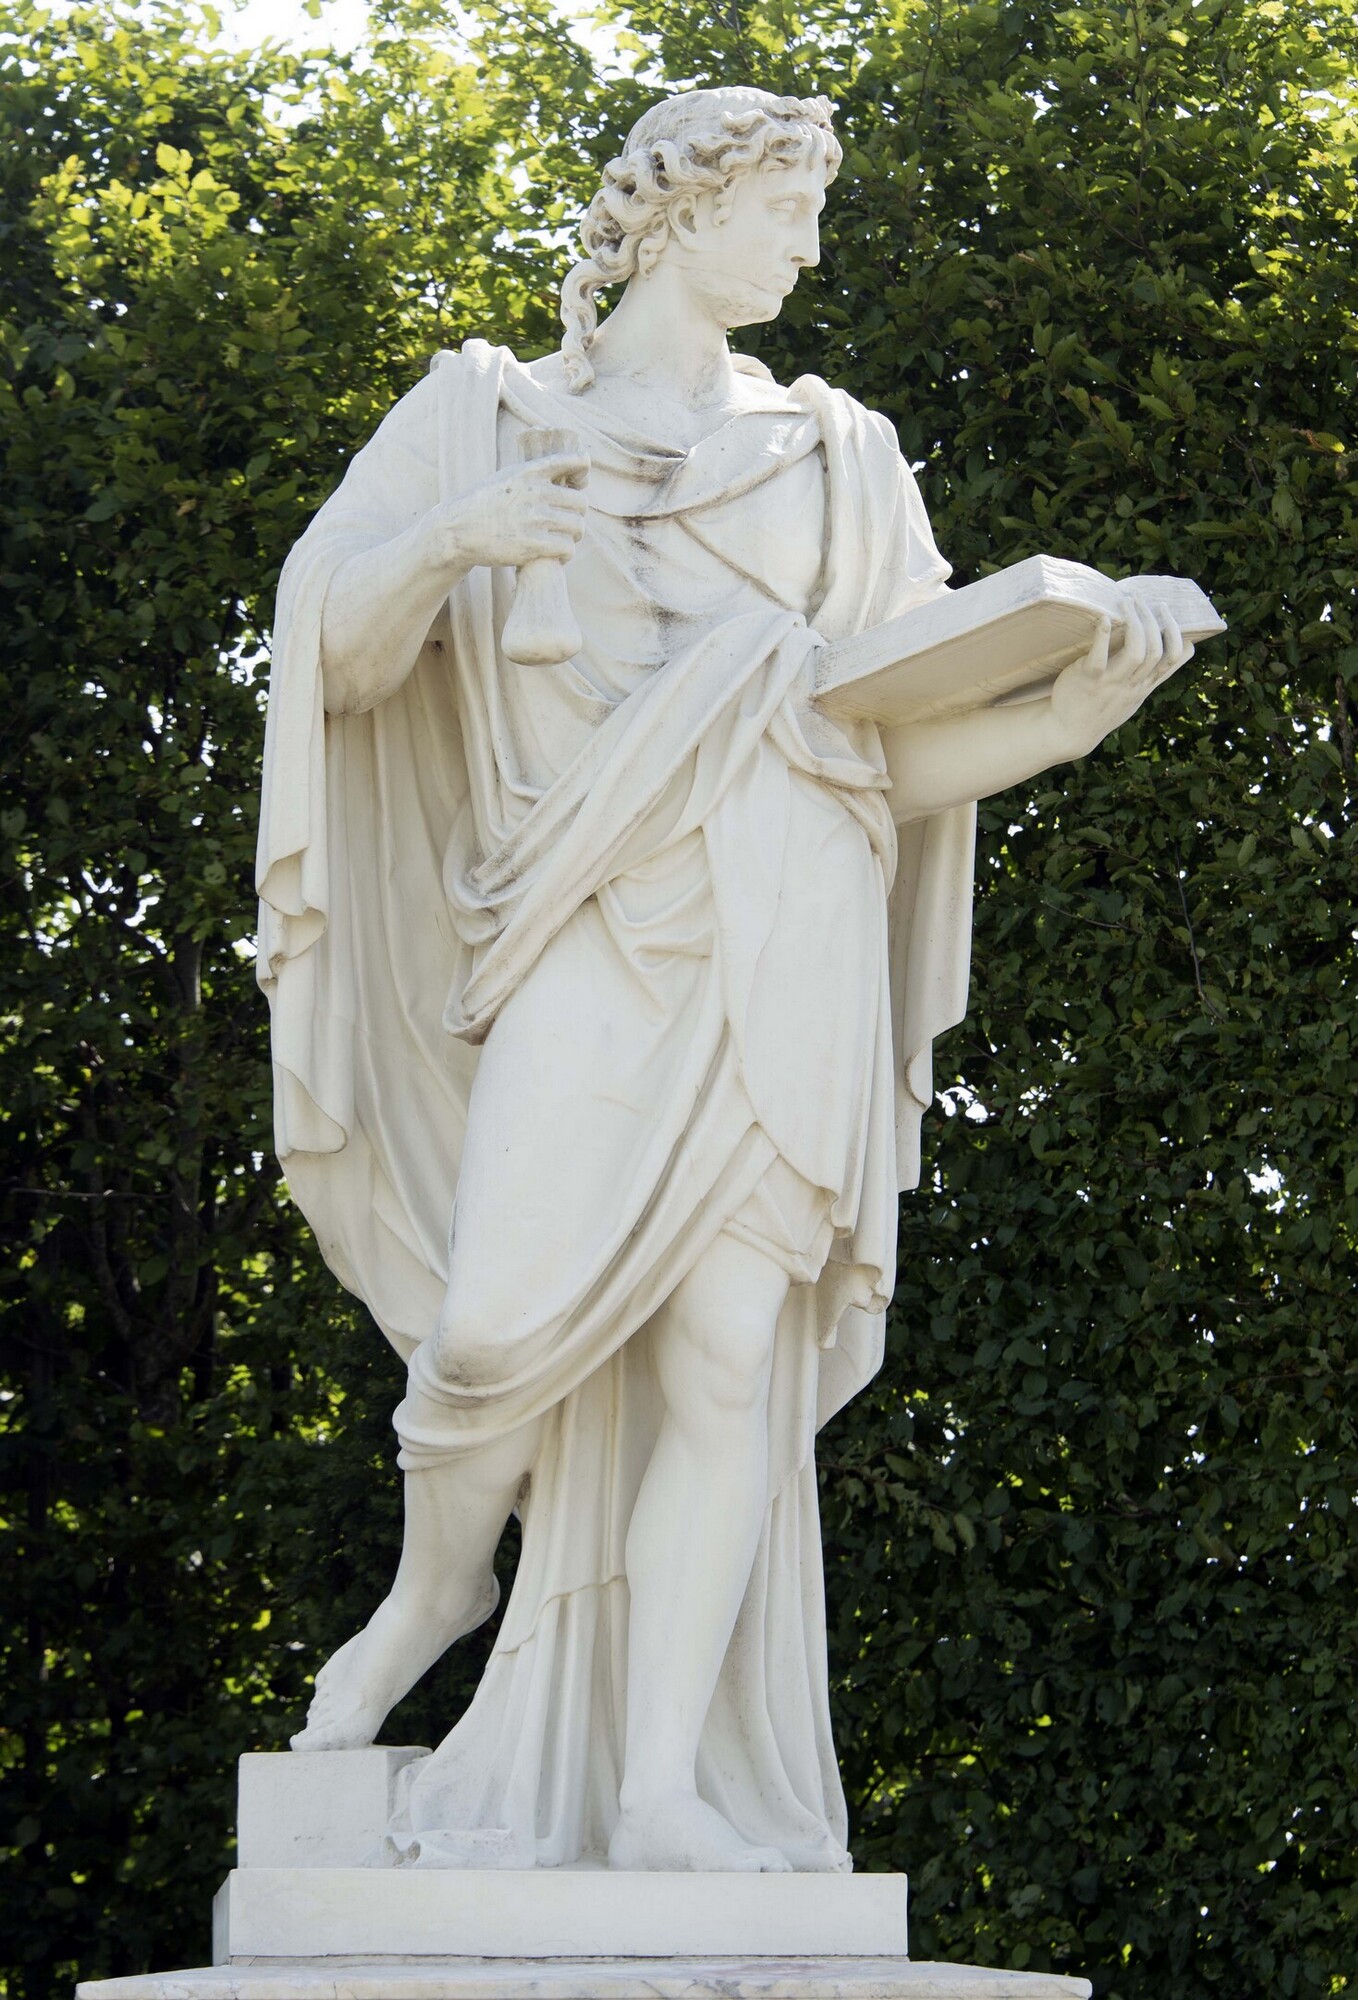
xmin=77 ymin=1955 xmax=1092 ymax=1999
xmin=237 ymin=1750 xmax=430 ymax=1869
xmin=211 ymin=1869 xmax=910 ymax=1961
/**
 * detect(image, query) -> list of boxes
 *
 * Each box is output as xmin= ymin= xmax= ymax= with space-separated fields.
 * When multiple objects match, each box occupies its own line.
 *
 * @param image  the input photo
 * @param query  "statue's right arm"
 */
xmin=320 ymin=513 xmax=473 ymax=715
xmin=319 ymin=422 xmax=589 ymax=716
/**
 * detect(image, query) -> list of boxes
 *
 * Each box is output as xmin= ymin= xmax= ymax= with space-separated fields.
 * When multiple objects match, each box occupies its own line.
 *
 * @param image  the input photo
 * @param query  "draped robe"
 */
xmin=257 ymin=339 xmax=977 ymax=1870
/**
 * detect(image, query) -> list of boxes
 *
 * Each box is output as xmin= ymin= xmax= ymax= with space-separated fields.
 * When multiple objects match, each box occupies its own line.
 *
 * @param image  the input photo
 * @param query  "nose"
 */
xmin=791 ymin=219 xmax=821 ymax=271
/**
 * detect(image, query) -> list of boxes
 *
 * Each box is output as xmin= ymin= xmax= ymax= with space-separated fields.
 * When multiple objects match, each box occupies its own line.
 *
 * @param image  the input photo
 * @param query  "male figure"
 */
xmin=259 ymin=87 xmax=1190 ymax=1872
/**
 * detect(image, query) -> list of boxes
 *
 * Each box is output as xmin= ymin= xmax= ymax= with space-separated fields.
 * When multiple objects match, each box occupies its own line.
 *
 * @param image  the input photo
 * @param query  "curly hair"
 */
xmin=559 ymin=86 xmax=841 ymax=393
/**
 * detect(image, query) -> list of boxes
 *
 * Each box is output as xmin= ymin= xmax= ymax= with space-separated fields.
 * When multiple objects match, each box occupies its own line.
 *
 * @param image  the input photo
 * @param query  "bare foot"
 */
xmin=780 ymin=1833 xmax=853 ymax=1873
xmin=290 ymin=1574 xmax=499 ymax=1752
xmin=608 ymin=1790 xmax=792 ymax=1872
xmin=290 ymin=1630 xmax=391 ymax=1751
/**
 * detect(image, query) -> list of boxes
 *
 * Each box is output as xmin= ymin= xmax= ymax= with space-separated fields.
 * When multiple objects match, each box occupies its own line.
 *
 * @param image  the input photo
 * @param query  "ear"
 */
xmin=667 ymin=193 xmax=702 ymax=246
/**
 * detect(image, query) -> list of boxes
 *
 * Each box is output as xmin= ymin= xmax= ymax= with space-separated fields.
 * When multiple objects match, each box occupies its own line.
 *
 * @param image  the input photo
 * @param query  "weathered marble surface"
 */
xmin=78 ymin=1957 xmax=1091 ymax=2000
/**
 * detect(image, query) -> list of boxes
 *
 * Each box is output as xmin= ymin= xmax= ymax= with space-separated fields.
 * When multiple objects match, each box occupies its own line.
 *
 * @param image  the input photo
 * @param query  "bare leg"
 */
xmin=608 ymin=1233 xmax=791 ymax=1871
xmin=291 ymin=1415 xmax=541 ymax=1751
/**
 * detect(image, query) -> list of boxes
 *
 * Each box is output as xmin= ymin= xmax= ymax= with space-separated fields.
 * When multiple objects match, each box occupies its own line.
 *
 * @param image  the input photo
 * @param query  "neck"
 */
xmin=585 ymin=266 xmax=736 ymax=408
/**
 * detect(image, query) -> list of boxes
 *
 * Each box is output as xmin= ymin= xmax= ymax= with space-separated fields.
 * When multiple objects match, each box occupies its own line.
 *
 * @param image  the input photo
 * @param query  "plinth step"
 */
xmin=77 ymin=1954 xmax=1092 ymax=2000
xmin=211 ymin=1868 xmax=908 ymax=1961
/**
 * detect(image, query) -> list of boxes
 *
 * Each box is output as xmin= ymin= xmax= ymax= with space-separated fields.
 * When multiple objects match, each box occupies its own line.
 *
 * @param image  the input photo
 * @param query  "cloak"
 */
xmin=256 ymin=339 xmax=977 ymax=1868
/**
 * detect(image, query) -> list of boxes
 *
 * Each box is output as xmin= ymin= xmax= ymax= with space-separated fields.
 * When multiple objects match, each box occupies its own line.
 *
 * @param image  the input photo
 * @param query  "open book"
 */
xmin=813 ymin=554 xmax=1226 ymax=727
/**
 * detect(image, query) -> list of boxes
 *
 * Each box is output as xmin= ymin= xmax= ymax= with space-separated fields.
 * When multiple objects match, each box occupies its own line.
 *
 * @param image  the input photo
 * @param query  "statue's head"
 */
xmin=560 ymin=86 xmax=841 ymax=391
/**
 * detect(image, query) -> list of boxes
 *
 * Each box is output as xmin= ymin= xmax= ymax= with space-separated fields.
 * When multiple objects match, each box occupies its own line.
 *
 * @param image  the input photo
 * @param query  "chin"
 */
xmin=728 ymin=292 xmax=786 ymax=329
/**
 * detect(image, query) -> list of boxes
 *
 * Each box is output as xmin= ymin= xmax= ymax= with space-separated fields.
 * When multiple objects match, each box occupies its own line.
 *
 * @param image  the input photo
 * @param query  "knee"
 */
xmin=431 ymin=1286 xmax=515 ymax=1391
xmin=664 ymin=1300 xmax=776 ymax=1421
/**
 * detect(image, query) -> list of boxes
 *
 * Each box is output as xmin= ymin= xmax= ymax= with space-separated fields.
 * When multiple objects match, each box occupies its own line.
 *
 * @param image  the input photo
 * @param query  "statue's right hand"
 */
xmin=423 ymin=454 xmax=590 ymax=573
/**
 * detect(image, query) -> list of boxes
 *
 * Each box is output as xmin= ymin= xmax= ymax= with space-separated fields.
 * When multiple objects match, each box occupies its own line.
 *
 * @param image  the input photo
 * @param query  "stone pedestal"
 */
xmin=212 ymin=1866 xmax=910 ymax=1961
xmin=74 ymin=1752 xmax=1091 ymax=2000
xmin=236 ymin=1747 xmax=430 ymax=1869
xmin=78 ymin=1962 xmax=1091 ymax=1999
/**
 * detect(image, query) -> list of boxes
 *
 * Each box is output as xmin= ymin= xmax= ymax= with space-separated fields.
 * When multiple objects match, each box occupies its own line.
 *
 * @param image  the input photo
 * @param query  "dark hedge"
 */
xmin=1 ymin=1 xmax=1354 ymax=1995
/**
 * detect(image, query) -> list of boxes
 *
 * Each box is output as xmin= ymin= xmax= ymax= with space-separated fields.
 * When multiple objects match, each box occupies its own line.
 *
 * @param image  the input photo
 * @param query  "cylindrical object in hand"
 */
xmin=501 ymin=426 xmax=584 ymax=667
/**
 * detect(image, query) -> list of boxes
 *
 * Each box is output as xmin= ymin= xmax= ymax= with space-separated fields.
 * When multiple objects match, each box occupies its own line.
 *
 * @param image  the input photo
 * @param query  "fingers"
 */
xmin=491 ymin=458 xmax=589 ymax=505
xmin=1112 ymin=599 xmax=1164 ymax=679
xmin=542 ymin=503 xmax=587 ymax=544
xmin=508 ymin=471 xmax=588 ymax=556
xmin=1156 ymin=610 xmax=1194 ymax=683
xmin=1075 ymin=592 xmax=1195 ymax=738
xmin=515 ymin=452 xmax=590 ymax=493
xmin=519 ymin=496 xmax=587 ymax=561
xmin=1083 ymin=613 xmax=1113 ymax=675
xmin=537 ymin=452 xmax=590 ymax=490
xmin=1157 ymin=611 xmax=1182 ymax=681
xmin=517 ymin=531 xmax=584 ymax=565
xmin=1111 ymin=593 xmax=1147 ymax=673
xmin=1135 ymin=599 xmax=1163 ymax=680
xmin=518 ymin=469 xmax=589 ymax=507
xmin=534 ymin=491 xmax=587 ymax=526
xmin=1135 ymin=602 xmax=1195 ymax=687
xmin=516 ymin=461 xmax=589 ymax=528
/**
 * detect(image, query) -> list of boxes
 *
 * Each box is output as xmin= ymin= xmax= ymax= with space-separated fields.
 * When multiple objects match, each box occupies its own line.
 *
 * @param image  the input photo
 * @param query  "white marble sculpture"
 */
xmin=257 ymin=86 xmax=1197 ymax=1877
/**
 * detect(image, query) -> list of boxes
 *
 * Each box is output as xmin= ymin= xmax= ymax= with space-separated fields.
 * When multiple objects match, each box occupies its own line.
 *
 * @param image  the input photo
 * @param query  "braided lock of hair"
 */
xmin=559 ymin=87 xmax=841 ymax=393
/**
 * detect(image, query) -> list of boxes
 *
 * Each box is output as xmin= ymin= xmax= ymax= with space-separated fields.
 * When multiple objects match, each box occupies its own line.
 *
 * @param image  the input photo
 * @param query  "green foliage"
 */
xmin=0 ymin=3 xmax=601 ymax=1989
xmin=667 ymin=1 xmax=1358 ymax=1990
xmin=1 ymin=2 xmax=1354 ymax=1997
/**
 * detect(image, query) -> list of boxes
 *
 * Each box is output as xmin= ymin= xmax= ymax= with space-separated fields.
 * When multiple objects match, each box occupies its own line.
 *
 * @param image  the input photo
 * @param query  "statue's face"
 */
xmin=672 ymin=156 xmax=827 ymax=329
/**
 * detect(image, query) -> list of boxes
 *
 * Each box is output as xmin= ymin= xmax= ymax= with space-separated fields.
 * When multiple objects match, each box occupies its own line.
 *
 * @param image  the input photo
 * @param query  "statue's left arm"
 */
xmin=881 ymin=595 xmax=1195 ymax=822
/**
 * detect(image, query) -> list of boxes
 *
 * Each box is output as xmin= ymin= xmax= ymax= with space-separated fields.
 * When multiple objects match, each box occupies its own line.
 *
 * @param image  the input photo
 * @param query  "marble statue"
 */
xmin=257 ymin=86 xmax=1195 ymax=1877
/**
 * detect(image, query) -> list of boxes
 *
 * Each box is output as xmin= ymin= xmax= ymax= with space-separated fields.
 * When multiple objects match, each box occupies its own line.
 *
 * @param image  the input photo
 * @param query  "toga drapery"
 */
xmin=257 ymin=338 xmax=977 ymax=1870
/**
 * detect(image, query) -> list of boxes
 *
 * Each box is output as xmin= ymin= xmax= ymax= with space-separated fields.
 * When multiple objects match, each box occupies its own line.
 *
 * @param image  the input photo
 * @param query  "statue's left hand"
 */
xmin=1051 ymin=595 xmax=1195 ymax=756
